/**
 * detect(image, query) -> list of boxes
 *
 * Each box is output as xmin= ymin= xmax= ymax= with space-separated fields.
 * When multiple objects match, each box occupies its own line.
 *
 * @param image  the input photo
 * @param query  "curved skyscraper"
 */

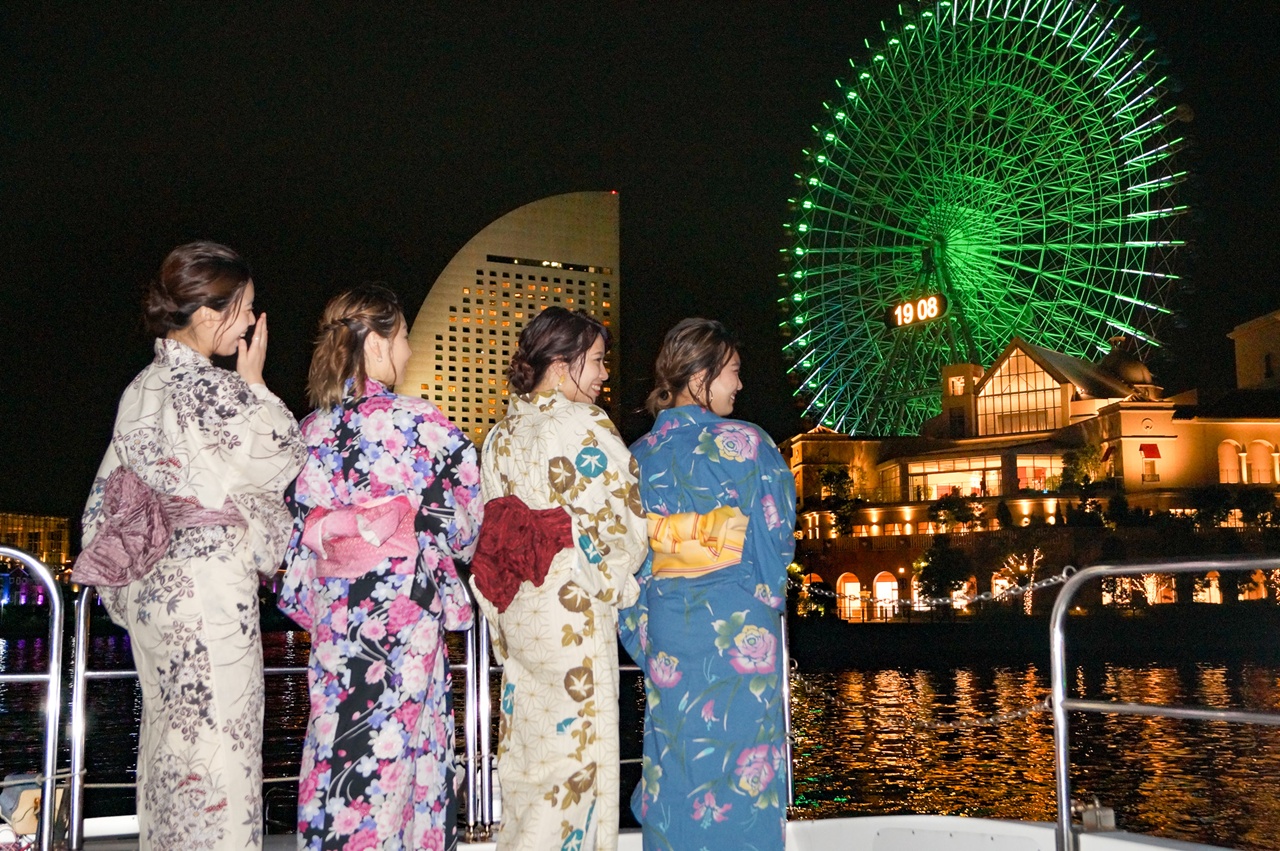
xmin=403 ymin=191 xmax=620 ymax=444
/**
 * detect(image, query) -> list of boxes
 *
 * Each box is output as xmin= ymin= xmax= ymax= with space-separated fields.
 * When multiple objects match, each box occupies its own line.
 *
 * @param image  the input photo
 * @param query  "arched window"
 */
xmin=1218 ymin=441 xmax=1243 ymax=484
xmin=1247 ymin=441 xmax=1276 ymax=484
xmin=799 ymin=573 xmax=825 ymax=617
xmin=872 ymin=571 xmax=899 ymax=619
xmin=836 ymin=572 xmax=861 ymax=622
xmin=1195 ymin=571 xmax=1222 ymax=604
xmin=1242 ymin=569 xmax=1269 ymax=601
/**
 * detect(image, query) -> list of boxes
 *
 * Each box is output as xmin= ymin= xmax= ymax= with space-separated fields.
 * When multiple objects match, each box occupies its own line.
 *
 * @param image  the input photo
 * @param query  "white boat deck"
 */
xmin=76 ymin=814 xmax=1229 ymax=850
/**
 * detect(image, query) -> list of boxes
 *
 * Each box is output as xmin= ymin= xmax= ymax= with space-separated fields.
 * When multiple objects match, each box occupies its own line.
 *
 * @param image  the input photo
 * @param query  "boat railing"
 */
xmin=1049 ymin=555 xmax=1280 ymax=851
xmin=65 ymin=587 xmax=474 ymax=847
xmin=0 ymin=547 xmax=64 ymax=851
xmin=463 ymin=613 xmax=804 ymax=838
xmin=14 ymin=561 xmax=795 ymax=847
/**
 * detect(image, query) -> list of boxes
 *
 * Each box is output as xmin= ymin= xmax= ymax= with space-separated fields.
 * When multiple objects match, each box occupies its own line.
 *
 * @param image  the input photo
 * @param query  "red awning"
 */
xmin=1139 ymin=443 xmax=1161 ymax=459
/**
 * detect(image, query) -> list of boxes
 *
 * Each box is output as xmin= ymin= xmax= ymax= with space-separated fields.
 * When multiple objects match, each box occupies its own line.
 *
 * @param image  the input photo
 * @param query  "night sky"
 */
xmin=2 ymin=1 xmax=1277 ymax=521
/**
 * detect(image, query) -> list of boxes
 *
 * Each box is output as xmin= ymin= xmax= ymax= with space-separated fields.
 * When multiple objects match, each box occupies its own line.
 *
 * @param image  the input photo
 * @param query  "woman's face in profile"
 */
xmin=210 ymin=281 xmax=257 ymax=357
xmin=564 ymin=335 xmax=608 ymax=404
xmin=706 ymin=350 xmax=742 ymax=416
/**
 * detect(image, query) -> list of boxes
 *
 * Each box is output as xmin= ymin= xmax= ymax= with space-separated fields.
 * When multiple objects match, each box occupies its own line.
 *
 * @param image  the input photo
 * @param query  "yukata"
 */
xmin=472 ymin=390 xmax=647 ymax=851
xmin=619 ymin=406 xmax=797 ymax=851
xmin=81 ymin=338 xmax=305 ymax=851
xmin=279 ymin=379 xmax=482 ymax=851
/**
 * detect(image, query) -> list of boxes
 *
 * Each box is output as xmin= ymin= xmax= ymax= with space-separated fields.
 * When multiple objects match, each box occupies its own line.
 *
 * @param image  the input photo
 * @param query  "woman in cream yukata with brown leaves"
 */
xmin=469 ymin=307 xmax=647 ymax=851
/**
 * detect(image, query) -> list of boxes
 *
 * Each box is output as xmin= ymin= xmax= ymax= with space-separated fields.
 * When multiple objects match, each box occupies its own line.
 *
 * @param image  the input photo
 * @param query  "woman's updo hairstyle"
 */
xmin=307 ymin=283 xmax=404 ymax=408
xmin=507 ymin=307 xmax=611 ymax=395
xmin=646 ymin=318 xmax=739 ymax=415
xmin=143 ymin=241 xmax=252 ymax=337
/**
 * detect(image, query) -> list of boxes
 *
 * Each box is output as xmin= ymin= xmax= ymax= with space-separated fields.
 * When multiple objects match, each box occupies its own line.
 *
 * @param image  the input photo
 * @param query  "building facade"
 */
xmin=0 ymin=512 xmax=70 ymax=570
xmin=0 ymin=512 xmax=71 ymax=607
xmin=402 ymin=191 xmax=620 ymax=445
xmin=783 ymin=315 xmax=1280 ymax=618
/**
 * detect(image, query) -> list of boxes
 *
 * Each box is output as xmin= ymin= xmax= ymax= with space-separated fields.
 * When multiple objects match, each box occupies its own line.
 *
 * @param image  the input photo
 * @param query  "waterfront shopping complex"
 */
xmin=784 ymin=309 xmax=1280 ymax=617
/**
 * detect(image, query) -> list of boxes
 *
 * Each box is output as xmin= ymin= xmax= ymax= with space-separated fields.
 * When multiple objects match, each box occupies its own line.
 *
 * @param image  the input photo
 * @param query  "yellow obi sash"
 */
xmin=648 ymin=506 xmax=749 ymax=579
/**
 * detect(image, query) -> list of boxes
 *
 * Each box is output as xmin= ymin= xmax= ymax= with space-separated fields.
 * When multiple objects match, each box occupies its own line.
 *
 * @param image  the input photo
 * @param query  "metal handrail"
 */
xmin=65 ymin=586 xmax=474 ymax=848
xmin=468 ymin=608 xmax=795 ymax=829
xmin=780 ymin=612 xmax=794 ymax=807
xmin=59 ymin=585 xmax=794 ymax=843
xmin=0 ymin=547 xmax=64 ymax=851
xmin=470 ymin=617 xmax=647 ymax=834
xmin=1049 ymin=555 xmax=1280 ymax=851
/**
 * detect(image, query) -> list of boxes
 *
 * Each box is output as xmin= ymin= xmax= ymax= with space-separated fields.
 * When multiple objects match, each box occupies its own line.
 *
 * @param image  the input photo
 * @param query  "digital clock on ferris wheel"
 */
xmin=885 ymin=293 xmax=949 ymax=329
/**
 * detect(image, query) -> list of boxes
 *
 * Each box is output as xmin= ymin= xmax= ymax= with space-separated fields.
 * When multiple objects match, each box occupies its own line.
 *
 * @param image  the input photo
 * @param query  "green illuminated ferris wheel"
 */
xmin=782 ymin=0 xmax=1188 ymax=435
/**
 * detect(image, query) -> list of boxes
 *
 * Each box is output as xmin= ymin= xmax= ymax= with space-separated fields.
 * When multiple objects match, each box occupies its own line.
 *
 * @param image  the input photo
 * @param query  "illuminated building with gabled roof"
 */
xmin=782 ymin=313 xmax=1280 ymax=617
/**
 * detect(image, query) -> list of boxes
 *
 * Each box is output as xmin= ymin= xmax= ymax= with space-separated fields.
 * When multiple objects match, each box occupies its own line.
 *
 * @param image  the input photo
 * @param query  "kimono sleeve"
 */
xmin=746 ymin=434 xmax=798 ymax=608
xmin=197 ymin=378 xmax=305 ymax=575
xmin=80 ymin=442 xmax=122 ymax=548
xmin=557 ymin=405 xmax=647 ymax=609
xmin=409 ymin=409 xmax=482 ymax=631
xmin=219 ymin=382 xmax=307 ymax=496
xmin=277 ymin=471 xmax=318 ymax=632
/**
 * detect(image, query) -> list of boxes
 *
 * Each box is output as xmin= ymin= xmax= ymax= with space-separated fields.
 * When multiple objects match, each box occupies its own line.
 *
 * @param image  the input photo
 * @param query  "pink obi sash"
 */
xmin=71 ymin=466 xmax=246 ymax=587
xmin=648 ymin=505 xmax=749 ymax=579
xmin=299 ymin=494 xmax=420 ymax=579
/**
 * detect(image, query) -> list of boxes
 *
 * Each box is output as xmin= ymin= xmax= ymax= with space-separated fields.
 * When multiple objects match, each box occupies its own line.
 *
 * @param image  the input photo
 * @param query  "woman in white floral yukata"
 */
xmin=74 ymin=241 xmax=306 ymax=851
xmin=620 ymin=318 xmax=797 ymax=851
xmin=469 ymin=306 xmax=647 ymax=851
xmin=279 ymin=284 xmax=482 ymax=851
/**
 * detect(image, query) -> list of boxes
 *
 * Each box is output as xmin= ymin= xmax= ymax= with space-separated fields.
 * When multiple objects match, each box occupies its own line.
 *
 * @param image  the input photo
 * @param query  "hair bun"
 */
xmin=140 ymin=241 xmax=251 ymax=337
xmin=142 ymin=278 xmax=184 ymax=336
xmin=507 ymin=350 xmax=537 ymax=394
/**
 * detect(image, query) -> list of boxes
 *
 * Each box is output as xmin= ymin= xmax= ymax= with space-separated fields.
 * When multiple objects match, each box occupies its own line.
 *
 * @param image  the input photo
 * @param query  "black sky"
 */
xmin=1 ymin=1 xmax=1277 ymax=520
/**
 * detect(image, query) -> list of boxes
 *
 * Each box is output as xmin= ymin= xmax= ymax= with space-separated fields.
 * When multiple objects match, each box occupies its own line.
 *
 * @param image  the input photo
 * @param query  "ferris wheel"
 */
xmin=782 ymin=0 xmax=1189 ymax=435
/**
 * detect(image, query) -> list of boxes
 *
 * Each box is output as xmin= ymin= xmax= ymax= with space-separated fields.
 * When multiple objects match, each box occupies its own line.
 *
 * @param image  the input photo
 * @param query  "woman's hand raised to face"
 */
xmin=237 ymin=312 xmax=268 ymax=386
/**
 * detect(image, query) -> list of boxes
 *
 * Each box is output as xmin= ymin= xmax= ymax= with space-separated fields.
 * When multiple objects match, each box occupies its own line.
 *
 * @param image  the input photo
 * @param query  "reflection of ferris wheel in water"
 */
xmin=781 ymin=0 xmax=1189 ymax=435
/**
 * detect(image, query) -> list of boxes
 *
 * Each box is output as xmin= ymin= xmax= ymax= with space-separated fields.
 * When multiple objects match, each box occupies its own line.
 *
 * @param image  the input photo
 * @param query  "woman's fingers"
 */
xmin=237 ymin=312 xmax=268 ymax=385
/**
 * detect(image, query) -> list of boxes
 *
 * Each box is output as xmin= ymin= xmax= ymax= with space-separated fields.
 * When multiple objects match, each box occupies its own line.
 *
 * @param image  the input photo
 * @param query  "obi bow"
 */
xmin=71 ymin=466 xmax=245 ymax=587
xmin=299 ymin=494 xmax=420 ymax=579
xmin=648 ymin=505 xmax=749 ymax=579
xmin=470 ymin=494 xmax=573 ymax=613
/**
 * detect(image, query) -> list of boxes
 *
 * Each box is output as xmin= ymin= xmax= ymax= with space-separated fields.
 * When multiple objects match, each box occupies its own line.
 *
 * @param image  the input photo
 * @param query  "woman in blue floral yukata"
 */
xmin=620 ymin=318 xmax=797 ymax=851
xmin=279 ymin=284 xmax=482 ymax=851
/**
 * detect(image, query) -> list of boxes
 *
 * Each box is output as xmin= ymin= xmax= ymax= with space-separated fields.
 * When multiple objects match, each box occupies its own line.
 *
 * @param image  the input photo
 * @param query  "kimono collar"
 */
xmin=512 ymin=388 xmax=572 ymax=414
xmin=652 ymin=404 xmax=718 ymax=432
xmin=343 ymin=377 xmax=392 ymax=399
xmin=155 ymin=337 xmax=212 ymax=369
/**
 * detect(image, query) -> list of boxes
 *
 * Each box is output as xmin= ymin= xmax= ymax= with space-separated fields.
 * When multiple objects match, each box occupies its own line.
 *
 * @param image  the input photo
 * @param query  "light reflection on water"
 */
xmin=3 ymin=633 xmax=1280 ymax=849
xmin=789 ymin=663 xmax=1280 ymax=851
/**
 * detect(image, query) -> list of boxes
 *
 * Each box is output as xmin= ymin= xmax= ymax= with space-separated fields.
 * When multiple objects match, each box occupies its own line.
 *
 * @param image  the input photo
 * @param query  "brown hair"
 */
xmin=307 ymin=284 xmax=404 ymax=408
xmin=508 ymin=307 xmax=611 ymax=395
xmin=646 ymin=318 xmax=739 ymax=415
xmin=143 ymin=241 xmax=252 ymax=338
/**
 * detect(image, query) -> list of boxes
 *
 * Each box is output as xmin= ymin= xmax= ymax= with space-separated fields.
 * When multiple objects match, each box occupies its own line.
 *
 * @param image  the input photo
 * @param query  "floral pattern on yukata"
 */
xmin=279 ymin=379 xmax=481 ymax=851
xmin=619 ymin=406 xmax=796 ymax=851
xmin=471 ymin=391 xmax=647 ymax=851
xmin=82 ymin=338 xmax=305 ymax=851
